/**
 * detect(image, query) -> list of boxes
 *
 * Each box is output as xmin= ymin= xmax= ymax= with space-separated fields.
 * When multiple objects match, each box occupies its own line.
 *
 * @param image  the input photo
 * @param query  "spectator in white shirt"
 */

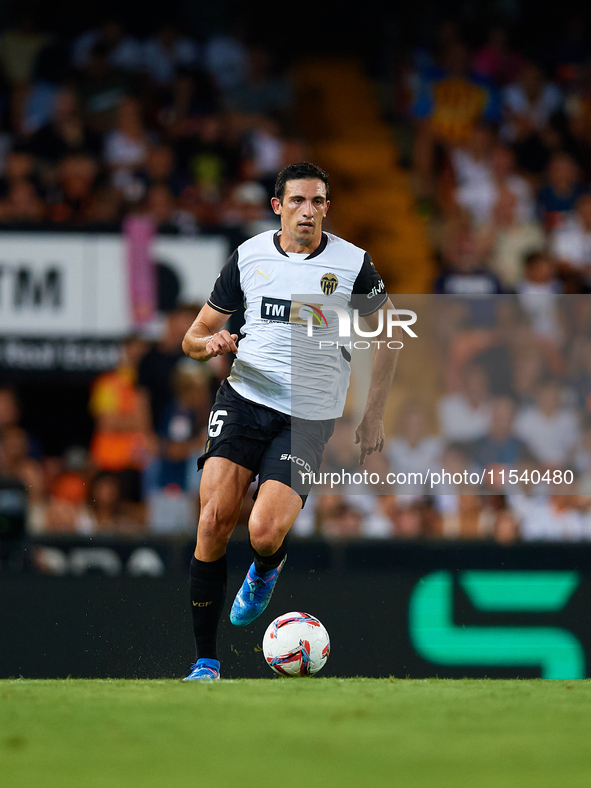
xmin=517 ymin=252 xmax=563 ymax=344
xmin=514 ymin=379 xmax=579 ymax=467
xmin=510 ymin=493 xmax=591 ymax=541
xmin=104 ymin=96 xmax=150 ymax=183
xmin=388 ymin=403 xmax=443 ymax=494
xmin=439 ymin=364 xmax=492 ymax=443
xmin=551 ymin=192 xmax=591 ymax=286
xmin=477 ymin=185 xmax=545 ymax=289
xmin=222 ymin=181 xmax=279 ymax=236
xmin=456 ymin=144 xmax=535 ymax=226
xmin=449 ymin=123 xmax=495 ymax=191
xmin=501 ymin=61 xmax=562 ymax=143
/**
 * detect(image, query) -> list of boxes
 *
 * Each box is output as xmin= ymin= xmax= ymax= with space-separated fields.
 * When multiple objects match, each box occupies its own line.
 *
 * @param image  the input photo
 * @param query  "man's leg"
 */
xmin=229 ymin=480 xmax=302 ymax=626
xmin=249 ymin=479 xmax=302 ymax=563
xmin=229 ymin=416 xmax=334 ymax=627
xmin=185 ymin=456 xmax=252 ymax=680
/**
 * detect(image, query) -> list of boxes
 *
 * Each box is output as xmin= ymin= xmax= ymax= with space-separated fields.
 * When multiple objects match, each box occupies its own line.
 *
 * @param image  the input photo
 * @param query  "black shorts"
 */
xmin=198 ymin=381 xmax=334 ymax=504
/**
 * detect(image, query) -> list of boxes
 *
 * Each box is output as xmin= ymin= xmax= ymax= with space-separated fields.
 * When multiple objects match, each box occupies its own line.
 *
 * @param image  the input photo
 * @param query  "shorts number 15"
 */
xmin=208 ymin=410 xmax=227 ymax=438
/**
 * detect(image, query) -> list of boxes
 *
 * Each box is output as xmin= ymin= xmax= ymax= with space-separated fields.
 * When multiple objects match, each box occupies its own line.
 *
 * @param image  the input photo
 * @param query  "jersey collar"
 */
xmin=273 ymin=231 xmax=328 ymax=260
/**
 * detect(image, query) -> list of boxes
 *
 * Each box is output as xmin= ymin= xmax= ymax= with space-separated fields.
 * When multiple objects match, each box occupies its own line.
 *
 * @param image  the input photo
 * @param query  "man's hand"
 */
xmin=205 ymin=330 xmax=239 ymax=358
xmin=354 ymin=298 xmax=399 ymax=466
xmin=354 ymin=413 xmax=385 ymax=466
xmin=182 ymin=305 xmax=239 ymax=362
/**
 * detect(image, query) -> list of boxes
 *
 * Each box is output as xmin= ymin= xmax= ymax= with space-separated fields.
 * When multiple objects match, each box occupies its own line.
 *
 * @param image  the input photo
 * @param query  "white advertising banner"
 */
xmin=0 ymin=233 xmax=228 ymax=337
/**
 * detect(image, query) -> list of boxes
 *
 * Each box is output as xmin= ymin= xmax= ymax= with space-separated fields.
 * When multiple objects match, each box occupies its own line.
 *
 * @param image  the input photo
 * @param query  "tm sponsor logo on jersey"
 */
xmin=261 ymin=297 xmax=325 ymax=325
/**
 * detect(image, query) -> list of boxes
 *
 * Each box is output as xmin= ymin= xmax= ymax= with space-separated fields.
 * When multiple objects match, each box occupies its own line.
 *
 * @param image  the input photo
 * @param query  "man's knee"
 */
xmin=198 ymin=503 xmax=236 ymax=544
xmin=249 ymin=514 xmax=285 ymax=556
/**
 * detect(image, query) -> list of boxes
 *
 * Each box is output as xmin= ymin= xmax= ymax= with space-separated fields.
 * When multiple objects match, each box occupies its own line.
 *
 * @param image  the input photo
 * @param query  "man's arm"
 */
xmin=354 ymin=297 xmax=402 ymax=465
xmin=182 ymin=304 xmax=238 ymax=362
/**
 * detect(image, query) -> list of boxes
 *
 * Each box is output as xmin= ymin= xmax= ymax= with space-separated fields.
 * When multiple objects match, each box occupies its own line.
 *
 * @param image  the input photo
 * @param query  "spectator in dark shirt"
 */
xmin=434 ymin=218 xmax=504 ymax=331
xmin=0 ymin=425 xmax=45 ymax=509
xmin=165 ymin=68 xmax=221 ymax=130
xmin=143 ymin=184 xmax=197 ymax=234
xmin=435 ymin=218 xmax=504 ymax=297
xmin=142 ymin=24 xmax=199 ymax=88
xmin=0 ymin=179 xmax=45 ymax=223
xmin=0 ymin=148 xmax=44 ymax=201
xmin=72 ymin=17 xmax=143 ymax=73
xmin=48 ymin=154 xmax=98 ymax=224
xmin=537 ymin=151 xmax=586 ymax=229
xmin=135 ymin=144 xmax=188 ymax=199
xmin=157 ymin=361 xmax=210 ymax=490
xmin=27 ymin=89 xmax=102 ymax=165
xmin=222 ymin=46 xmax=292 ymax=119
xmin=76 ymin=43 xmax=137 ymax=134
xmin=470 ymin=396 xmax=525 ymax=472
xmin=138 ymin=304 xmax=199 ymax=431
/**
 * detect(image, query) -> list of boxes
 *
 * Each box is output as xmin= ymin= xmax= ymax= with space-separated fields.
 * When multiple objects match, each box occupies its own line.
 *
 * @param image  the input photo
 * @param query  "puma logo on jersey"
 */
xmin=256 ymin=268 xmax=272 ymax=282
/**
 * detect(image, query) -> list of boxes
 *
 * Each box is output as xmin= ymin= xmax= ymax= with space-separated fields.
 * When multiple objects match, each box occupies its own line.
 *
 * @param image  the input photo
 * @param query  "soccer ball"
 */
xmin=262 ymin=611 xmax=330 ymax=676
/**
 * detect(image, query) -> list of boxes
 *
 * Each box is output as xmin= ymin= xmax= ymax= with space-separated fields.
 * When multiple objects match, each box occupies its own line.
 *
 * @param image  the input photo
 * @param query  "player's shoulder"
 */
xmin=235 ymin=230 xmax=277 ymax=258
xmin=324 ymin=232 xmax=370 ymax=261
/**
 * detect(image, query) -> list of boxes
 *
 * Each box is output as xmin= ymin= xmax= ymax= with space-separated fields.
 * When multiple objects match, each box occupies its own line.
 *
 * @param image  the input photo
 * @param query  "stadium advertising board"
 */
xmin=0 ymin=232 xmax=227 ymax=338
xmin=0 ymin=232 xmax=227 ymax=374
xmin=2 ymin=540 xmax=591 ymax=680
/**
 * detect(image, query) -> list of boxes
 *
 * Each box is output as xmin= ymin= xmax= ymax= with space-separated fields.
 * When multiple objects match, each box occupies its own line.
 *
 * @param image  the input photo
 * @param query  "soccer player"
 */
xmin=181 ymin=162 xmax=399 ymax=680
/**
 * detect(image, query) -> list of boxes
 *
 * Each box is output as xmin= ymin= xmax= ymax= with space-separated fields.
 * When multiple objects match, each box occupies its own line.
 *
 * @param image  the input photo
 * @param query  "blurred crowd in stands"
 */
xmin=397 ymin=17 xmax=591 ymax=297
xmin=0 ymin=306 xmax=220 ymax=542
xmin=303 ymin=294 xmax=591 ymax=543
xmin=6 ymin=7 xmax=591 ymax=555
xmin=0 ymin=10 xmax=296 ymax=235
xmin=304 ymin=12 xmax=591 ymax=544
xmin=6 ymin=291 xmax=591 ymax=547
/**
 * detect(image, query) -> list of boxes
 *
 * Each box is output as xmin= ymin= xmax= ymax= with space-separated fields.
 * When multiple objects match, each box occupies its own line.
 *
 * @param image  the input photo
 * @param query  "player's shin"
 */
xmin=250 ymin=534 xmax=289 ymax=576
xmin=189 ymin=555 xmax=227 ymax=660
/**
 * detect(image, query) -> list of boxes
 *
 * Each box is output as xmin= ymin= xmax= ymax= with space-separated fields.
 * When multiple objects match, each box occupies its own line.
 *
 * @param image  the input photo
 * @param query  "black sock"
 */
xmin=189 ymin=555 xmax=227 ymax=661
xmin=251 ymin=535 xmax=289 ymax=576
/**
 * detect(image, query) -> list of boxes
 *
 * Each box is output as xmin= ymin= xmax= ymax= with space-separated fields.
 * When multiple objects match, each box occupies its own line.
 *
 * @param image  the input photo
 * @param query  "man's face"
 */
xmin=271 ymin=179 xmax=329 ymax=246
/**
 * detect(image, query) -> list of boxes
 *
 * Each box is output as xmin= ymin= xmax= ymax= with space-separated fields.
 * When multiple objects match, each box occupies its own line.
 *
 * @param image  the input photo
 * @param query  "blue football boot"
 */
xmin=230 ymin=556 xmax=287 ymax=626
xmin=182 ymin=657 xmax=220 ymax=681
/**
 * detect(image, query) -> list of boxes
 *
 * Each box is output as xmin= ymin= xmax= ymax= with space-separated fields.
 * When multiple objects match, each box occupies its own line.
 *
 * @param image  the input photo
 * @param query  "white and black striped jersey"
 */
xmin=207 ymin=230 xmax=387 ymax=418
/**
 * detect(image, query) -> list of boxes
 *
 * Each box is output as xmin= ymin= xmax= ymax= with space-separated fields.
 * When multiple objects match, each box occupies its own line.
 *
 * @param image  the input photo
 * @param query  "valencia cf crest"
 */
xmin=320 ymin=273 xmax=338 ymax=295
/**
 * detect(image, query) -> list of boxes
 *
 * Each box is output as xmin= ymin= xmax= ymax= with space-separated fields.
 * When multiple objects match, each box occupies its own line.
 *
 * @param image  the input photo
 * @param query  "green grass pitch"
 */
xmin=2 ymin=678 xmax=591 ymax=788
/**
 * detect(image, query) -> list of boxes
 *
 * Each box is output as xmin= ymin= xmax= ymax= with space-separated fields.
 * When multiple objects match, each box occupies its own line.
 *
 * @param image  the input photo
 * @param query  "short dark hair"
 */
xmin=274 ymin=162 xmax=330 ymax=203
